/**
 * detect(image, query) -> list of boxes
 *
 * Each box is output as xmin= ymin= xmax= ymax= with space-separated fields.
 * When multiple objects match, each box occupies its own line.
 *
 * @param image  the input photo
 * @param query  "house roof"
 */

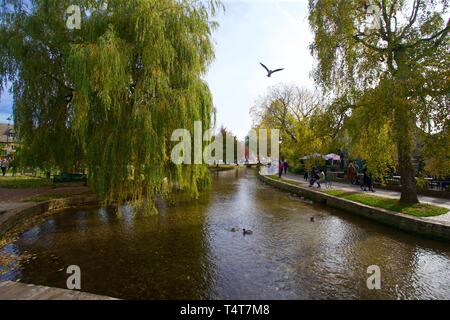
xmin=0 ymin=123 xmax=15 ymax=144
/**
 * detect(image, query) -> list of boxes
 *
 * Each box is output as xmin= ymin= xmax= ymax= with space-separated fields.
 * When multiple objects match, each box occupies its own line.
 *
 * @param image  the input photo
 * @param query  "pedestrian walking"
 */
xmin=0 ymin=158 xmax=6 ymax=176
xmin=361 ymin=168 xmax=375 ymax=192
xmin=347 ymin=162 xmax=356 ymax=185
xmin=309 ymin=167 xmax=316 ymax=187
xmin=318 ymin=170 xmax=325 ymax=189
xmin=310 ymin=167 xmax=321 ymax=188
xmin=279 ymin=160 xmax=284 ymax=178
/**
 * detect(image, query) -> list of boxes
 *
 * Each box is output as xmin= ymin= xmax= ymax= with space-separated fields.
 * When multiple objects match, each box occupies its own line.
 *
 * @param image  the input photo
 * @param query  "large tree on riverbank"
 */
xmin=0 ymin=0 xmax=221 ymax=206
xmin=309 ymin=0 xmax=449 ymax=204
xmin=250 ymin=84 xmax=325 ymax=162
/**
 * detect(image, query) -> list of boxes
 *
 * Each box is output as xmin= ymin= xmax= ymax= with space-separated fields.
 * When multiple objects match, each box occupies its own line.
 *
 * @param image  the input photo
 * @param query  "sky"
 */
xmin=0 ymin=0 xmax=316 ymax=138
xmin=0 ymin=90 xmax=12 ymax=124
xmin=205 ymin=0 xmax=315 ymax=139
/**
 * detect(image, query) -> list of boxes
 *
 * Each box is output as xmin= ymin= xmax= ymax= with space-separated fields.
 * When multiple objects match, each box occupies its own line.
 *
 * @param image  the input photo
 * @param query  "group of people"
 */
xmin=303 ymin=163 xmax=373 ymax=192
xmin=347 ymin=161 xmax=375 ymax=192
xmin=274 ymin=158 xmax=374 ymax=193
xmin=306 ymin=167 xmax=332 ymax=189
xmin=278 ymin=160 xmax=289 ymax=177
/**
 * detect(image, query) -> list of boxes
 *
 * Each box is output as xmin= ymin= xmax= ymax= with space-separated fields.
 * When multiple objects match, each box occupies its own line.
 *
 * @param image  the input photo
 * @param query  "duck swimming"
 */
xmin=243 ymin=229 xmax=253 ymax=235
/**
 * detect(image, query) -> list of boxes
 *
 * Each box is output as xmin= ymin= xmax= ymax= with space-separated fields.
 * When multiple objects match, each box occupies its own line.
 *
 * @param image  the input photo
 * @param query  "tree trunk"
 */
xmin=393 ymin=50 xmax=419 ymax=205
xmin=394 ymin=106 xmax=419 ymax=205
xmin=397 ymin=142 xmax=419 ymax=205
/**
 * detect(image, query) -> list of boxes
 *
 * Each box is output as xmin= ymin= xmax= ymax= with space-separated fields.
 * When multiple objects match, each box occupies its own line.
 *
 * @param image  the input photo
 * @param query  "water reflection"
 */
xmin=1 ymin=169 xmax=449 ymax=299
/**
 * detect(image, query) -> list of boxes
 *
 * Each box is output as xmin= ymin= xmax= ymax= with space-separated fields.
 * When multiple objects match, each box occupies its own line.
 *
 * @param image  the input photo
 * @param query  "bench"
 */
xmin=53 ymin=173 xmax=87 ymax=185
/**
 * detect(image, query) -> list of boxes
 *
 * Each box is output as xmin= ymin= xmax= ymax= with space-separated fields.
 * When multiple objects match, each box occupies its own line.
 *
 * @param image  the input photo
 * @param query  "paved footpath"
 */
xmin=0 ymin=185 xmax=89 ymax=214
xmin=0 ymin=281 xmax=117 ymax=300
xmin=0 ymin=185 xmax=91 ymax=236
xmin=282 ymin=173 xmax=450 ymax=224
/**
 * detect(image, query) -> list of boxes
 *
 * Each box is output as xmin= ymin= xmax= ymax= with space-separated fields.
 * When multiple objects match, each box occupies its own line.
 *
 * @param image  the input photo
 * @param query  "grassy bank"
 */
xmin=323 ymin=190 xmax=448 ymax=218
xmin=267 ymin=175 xmax=448 ymax=218
xmin=22 ymin=194 xmax=69 ymax=203
xmin=0 ymin=176 xmax=52 ymax=189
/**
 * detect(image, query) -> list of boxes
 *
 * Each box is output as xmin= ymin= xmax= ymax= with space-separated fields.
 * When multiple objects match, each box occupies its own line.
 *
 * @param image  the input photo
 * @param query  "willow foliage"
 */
xmin=1 ymin=0 xmax=222 ymax=205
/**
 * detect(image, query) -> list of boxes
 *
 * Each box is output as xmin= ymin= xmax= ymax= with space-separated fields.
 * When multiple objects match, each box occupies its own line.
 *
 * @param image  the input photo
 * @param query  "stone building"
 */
xmin=0 ymin=123 xmax=17 ymax=157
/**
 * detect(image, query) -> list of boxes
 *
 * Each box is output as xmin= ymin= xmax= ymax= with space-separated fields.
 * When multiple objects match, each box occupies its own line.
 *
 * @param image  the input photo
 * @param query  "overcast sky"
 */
xmin=206 ymin=0 xmax=314 ymax=139
xmin=0 ymin=0 xmax=315 ymax=138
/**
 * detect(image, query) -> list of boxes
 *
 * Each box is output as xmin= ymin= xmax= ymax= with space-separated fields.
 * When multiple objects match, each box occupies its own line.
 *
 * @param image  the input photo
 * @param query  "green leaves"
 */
xmin=1 ymin=0 xmax=221 ymax=205
xmin=309 ymin=0 xmax=449 ymax=203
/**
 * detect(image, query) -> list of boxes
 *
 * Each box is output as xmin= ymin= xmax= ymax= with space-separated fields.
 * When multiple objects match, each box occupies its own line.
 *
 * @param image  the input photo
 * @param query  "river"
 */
xmin=1 ymin=169 xmax=449 ymax=299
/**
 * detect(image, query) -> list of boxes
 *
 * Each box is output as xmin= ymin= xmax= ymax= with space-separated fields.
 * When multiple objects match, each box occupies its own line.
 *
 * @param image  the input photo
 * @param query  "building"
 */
xmin=0 ymin=123 xmax=17 ymax=158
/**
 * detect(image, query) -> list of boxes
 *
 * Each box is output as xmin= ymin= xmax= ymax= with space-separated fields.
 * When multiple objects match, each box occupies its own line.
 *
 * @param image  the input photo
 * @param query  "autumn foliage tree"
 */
xmin=309 ymin=0 xmax=449 ymax=204
xmin=250 ymin=84 xmax=325 ymax=163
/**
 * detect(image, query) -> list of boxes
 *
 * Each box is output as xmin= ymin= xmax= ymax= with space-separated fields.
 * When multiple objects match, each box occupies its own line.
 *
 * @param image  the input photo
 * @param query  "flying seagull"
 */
xmin=260 ymin=62 xmax=284 ymax=78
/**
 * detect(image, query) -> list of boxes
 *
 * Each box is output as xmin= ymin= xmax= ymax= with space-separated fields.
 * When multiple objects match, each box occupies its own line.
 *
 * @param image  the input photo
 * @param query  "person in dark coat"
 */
xmin=283 ymin=160 xmax=289 ymax=175
xmin=279 ymin=160 xmax=284 ymax=178
xmin=361 ymin=168 xmax=375 ymax=192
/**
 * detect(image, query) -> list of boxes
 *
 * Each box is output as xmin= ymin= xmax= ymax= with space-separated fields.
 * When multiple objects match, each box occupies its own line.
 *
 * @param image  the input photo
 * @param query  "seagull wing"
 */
xmin=271 ymin=68 xmax=285 ymax=74
xmin=260 ymin=62 xmax=270 ymax=73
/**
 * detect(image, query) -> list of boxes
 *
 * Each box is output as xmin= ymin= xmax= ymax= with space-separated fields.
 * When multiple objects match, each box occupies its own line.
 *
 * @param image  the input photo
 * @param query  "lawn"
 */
xmin=324 ymin=190 xmax=449 ymax=218
xmin=0 ymin=176 xmax=52 ymax=189
xmin=265 ymin=175 xmax=448 ymax=218
xmin=22 ymin=194 xmax=68 ymax=203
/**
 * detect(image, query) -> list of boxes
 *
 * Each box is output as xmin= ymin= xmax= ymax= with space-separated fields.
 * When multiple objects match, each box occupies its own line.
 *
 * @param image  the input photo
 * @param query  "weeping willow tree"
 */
xmin=0 ymin=0 xmax=222 ymax=206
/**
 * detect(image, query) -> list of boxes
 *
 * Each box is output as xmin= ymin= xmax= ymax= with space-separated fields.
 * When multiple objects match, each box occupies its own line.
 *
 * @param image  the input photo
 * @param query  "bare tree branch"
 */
xmin=404 ymin=20 xmax=450 ymax=48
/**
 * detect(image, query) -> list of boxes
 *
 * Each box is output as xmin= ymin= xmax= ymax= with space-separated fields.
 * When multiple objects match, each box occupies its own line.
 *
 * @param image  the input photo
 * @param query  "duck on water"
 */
xmin=229 ymin=228 xmax=253 ymax=235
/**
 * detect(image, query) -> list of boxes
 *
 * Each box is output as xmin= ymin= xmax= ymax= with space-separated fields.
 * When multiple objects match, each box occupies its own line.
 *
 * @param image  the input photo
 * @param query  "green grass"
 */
xmin=265 ymin=175 xmax=448 ymax=218
xmin=324 ymin=190 xmax=448 ymax=218
xmin=0 ymin=176 xmax=52 ymax=189
xmin=269 ymin=175 xmax=283 ymax=181
xmin=22 ymin=194 xmax=68 ymax=203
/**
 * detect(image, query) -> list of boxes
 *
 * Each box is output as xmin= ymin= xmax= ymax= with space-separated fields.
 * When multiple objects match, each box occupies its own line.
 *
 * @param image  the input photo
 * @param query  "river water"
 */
xmin=1 ymin=169 xmax=449 ymax=299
